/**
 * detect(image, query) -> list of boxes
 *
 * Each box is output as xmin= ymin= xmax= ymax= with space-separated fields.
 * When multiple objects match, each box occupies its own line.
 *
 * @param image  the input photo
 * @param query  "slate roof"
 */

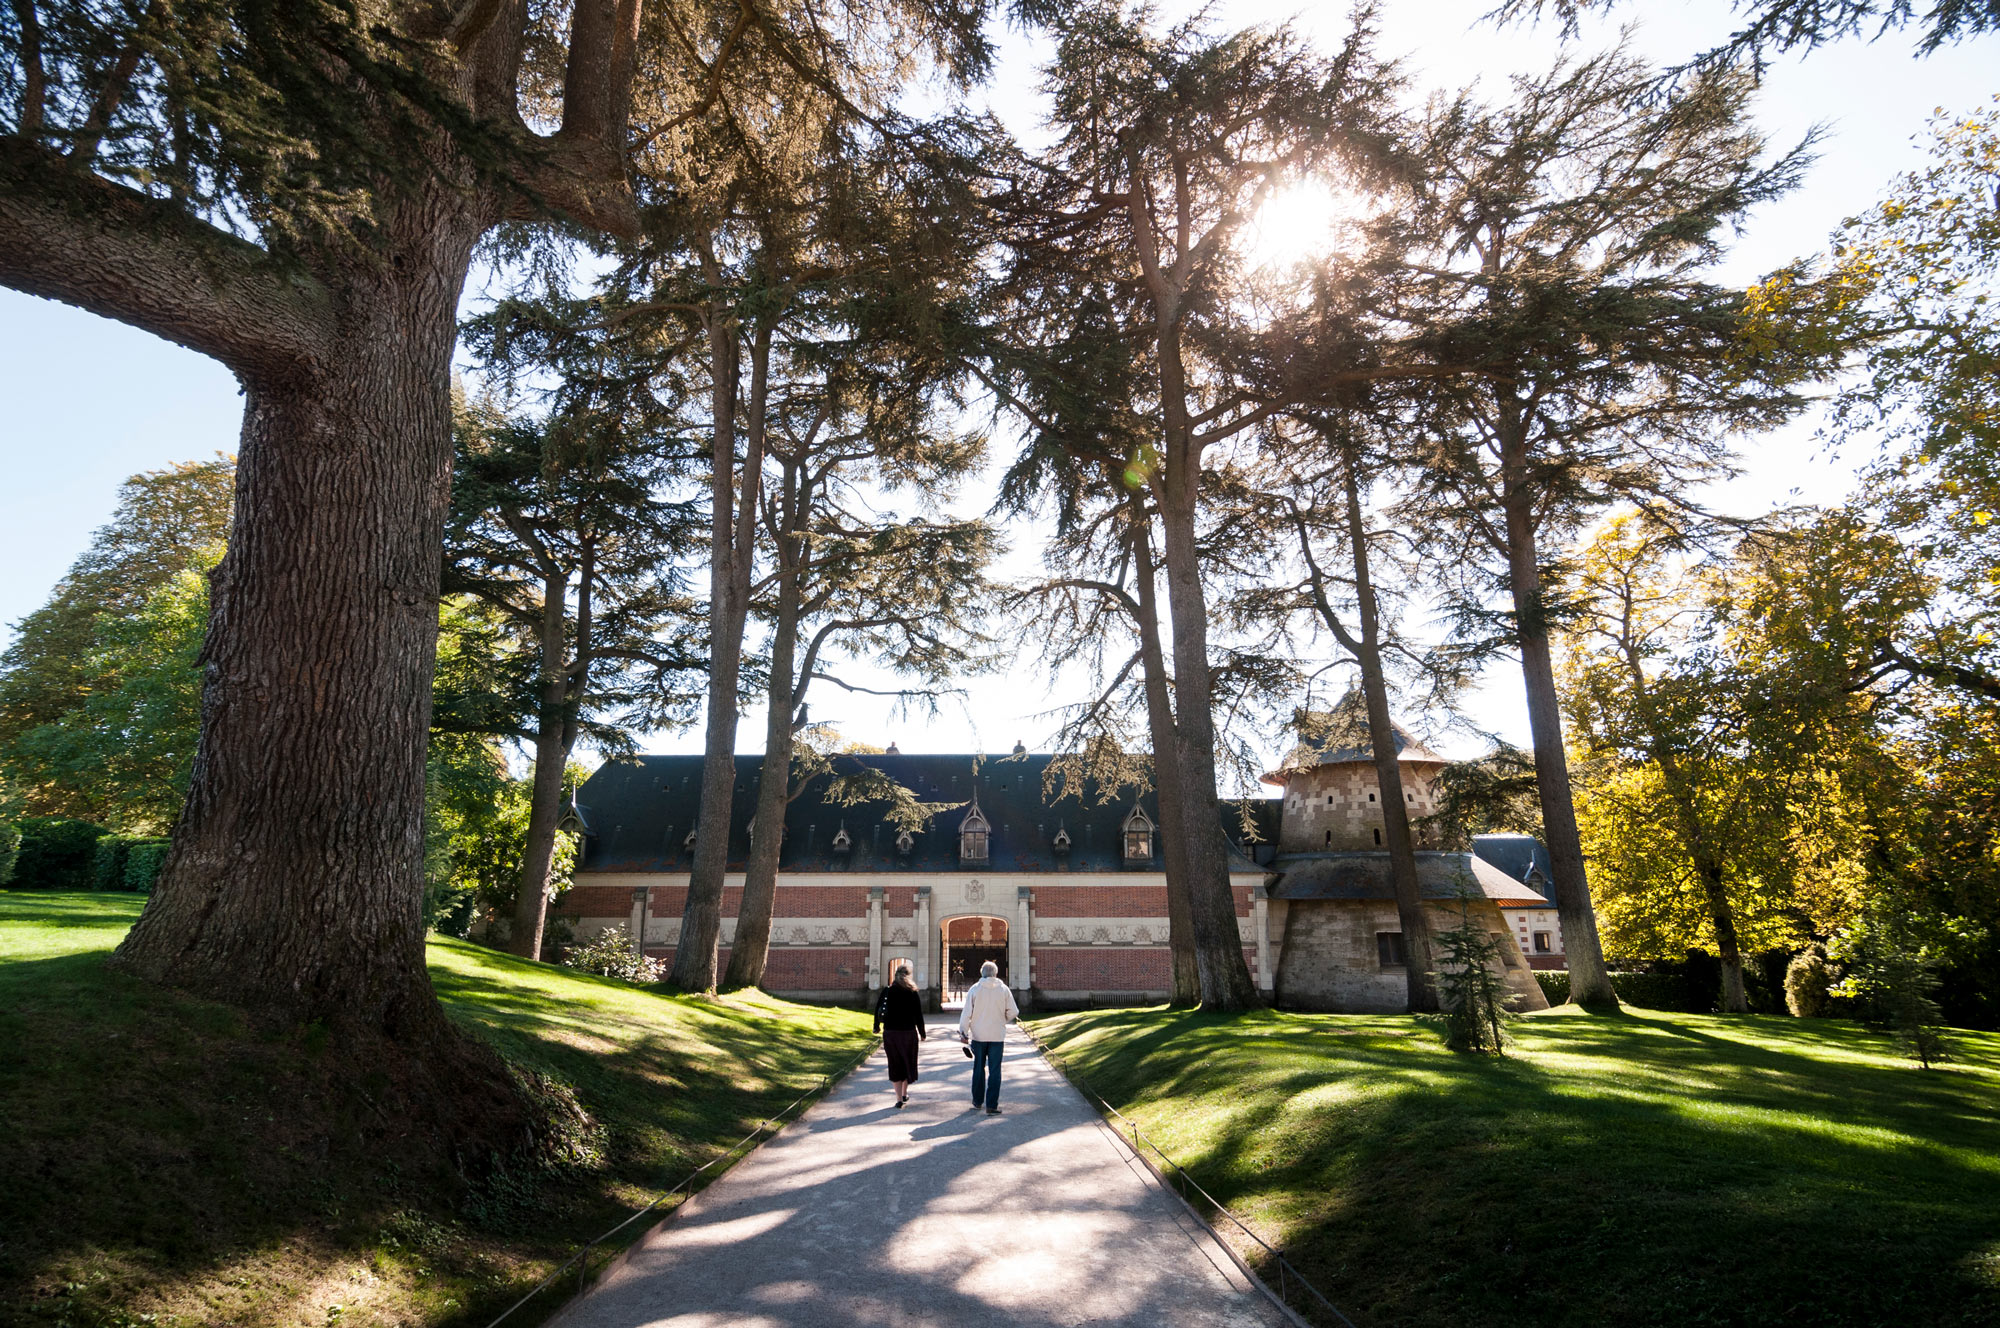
xmin=1268 ymin=851 xmax=1541 ymax=903
xmin=1472 ymin=834 xmax=1553 ymax=900
xmin=1263 ymin=690 xmax=1445 ymax=785
xmin=572 ymin=753 xmax=1280 ymax=875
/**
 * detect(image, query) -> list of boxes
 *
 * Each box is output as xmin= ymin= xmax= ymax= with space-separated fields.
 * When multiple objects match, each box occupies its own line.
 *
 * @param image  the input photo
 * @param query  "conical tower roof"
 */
xmin=1261 ymin=690 xmax=1443 ymax=785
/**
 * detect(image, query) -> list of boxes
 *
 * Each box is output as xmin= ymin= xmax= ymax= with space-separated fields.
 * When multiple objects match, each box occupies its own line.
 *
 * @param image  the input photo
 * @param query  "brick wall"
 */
xmin=1032 ymin=947 xmax=1171 ymax=991
xmin=638 ymin=945 xmax=867 ymax=992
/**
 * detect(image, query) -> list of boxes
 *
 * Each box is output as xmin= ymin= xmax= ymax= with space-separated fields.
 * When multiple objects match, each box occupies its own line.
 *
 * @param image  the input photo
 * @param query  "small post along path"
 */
xmin=552 ymin=1024 xmax=1287 ymax=1328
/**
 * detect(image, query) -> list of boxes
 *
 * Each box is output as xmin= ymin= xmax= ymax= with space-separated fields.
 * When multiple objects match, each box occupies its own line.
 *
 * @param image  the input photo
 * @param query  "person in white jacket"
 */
xmin=958 ymin=960 xmax=1019 ymax=1114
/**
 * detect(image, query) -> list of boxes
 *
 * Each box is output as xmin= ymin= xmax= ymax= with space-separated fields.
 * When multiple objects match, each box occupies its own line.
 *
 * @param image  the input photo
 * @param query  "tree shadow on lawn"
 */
xmin=0 ymin=944 xmax=872 ymax=1328
xmin=427 ymin=961 xmax=872 ymax=1180
xmin=1036 ymin=1008 xmax=2000 ymax=1328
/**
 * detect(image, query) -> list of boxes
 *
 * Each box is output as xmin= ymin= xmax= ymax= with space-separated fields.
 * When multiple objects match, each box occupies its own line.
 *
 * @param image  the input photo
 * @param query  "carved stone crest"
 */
xmin=964 ymin=879 xmax=985 ymax=904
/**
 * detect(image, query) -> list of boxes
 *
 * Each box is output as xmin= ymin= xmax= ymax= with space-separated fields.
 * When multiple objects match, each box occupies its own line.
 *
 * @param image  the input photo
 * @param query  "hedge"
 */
xmin=90 ymin=835 xmax=173 ymax=892
xmin=0 ymin=819 xmax=18 ymax=887
xmin=14 ymin=818 xmax=108 ymax=890
xmin=125 ymin=839 xmax=172 ymax=893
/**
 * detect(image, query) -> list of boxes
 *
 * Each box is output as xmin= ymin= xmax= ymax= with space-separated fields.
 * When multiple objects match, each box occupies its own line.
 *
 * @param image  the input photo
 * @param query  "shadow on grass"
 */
xmin=0 ymin=912 xmax=873 ymax=1328
xmin=1033 ymin=1007 xmax=2000 ymax=1328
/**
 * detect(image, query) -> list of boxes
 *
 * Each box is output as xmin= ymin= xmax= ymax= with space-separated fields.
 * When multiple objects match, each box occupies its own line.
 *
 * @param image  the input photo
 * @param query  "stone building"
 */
xmin=552 ymin=700 xmax=1552 ymax=1012
xmin=1259 ymin=699 xmax=1549 ymax=1013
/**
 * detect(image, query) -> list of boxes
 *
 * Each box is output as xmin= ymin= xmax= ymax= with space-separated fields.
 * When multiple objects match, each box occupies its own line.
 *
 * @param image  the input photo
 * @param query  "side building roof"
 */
xmin=1471 ymin=835 xmax=1553 ymax=903
xmin=571 ymin=753 xmax=1281 ymax=875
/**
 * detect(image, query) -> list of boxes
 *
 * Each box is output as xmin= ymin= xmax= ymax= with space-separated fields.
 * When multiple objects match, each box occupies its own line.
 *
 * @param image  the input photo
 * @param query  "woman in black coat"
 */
xmin=873 ymin=959 xmax=927 ymax=1108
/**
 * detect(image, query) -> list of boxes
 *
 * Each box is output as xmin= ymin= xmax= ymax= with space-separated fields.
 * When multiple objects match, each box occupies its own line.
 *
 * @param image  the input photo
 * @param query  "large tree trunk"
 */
xmin=511 ymin=567 xmax=573 ymax=960
xmin=1339 ymin=457 xmax=1438 ymax=1012
xmin=1497 ymin=434 xmax=1618 ymax=1010
xmin=1156 ymin=484 xmax=1261 ymax=1011
xmin=671 ymin=311 xmax=762 ymax=992
xmin=722 ymin=480 xmax=803 ymax=993
xmin=112 ymin=200 xmax=495 ymax=1047
xmin=1129 ymin=513 xmax=1201 ymax=1006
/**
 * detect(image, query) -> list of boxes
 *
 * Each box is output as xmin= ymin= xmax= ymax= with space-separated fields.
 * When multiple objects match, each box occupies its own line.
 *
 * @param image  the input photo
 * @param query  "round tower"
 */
xmin=1261 ymin=693 xmax=1447 ymax=855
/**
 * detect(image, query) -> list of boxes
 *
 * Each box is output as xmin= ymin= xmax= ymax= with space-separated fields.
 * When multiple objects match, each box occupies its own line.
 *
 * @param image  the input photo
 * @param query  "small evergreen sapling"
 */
xmin=1434 ymin=891 xmax=1512 ymax=1054
xmin=1831 ymin=893 xmax=1962 ymax=1068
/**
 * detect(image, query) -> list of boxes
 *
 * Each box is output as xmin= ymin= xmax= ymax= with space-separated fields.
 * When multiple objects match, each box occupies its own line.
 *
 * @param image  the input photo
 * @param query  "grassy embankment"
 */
xmin=1031 ymin=1004 xmax=2000 ymax=1328
xmin=0 ymin=891 xmax=873 ymax=1328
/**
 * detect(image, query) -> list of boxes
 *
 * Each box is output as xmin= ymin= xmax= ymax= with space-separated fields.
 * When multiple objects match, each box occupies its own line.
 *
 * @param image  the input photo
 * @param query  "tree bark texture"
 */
xmin=1157 ymin=475 xmax=1261 ymax=1011
xmin=1338 ymin=460 xmax=1439 ymax=1012
xmin=1498 ymin=430 xmax=1618 ymax=1009
xmin=670 ymin=311 xmax=762 ymax=992
xmin=1130 ymin=514 xmax=1202 ymax=1006
xmin=1139 ymin=229 xmax=1258 ymax=1011
xmin=112 ymin=192 xmax=486 ymax=1035
xmin=722 ymin=468 xmax=805 ymax=992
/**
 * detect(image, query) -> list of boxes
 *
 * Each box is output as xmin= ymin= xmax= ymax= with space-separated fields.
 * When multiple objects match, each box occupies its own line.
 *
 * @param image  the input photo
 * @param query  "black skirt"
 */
xmin=883 ymin=1027 xmax=921 ymax=1083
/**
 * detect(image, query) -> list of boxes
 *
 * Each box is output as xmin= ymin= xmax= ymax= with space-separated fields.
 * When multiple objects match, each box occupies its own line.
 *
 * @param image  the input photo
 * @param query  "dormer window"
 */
xmin=1121 ymin=805 xmax=1155 ymax=862
xmin=959 ymin=793 xmax=991 ymax=863
xmin=831 ymin=823 xmax=852 ymax=854
xmin=895 ymin=829 xmax=915 ymax=856
xmin=683 ymin=828 xmax=697 ymax=850
xmin=1052 ymin=823 xmax=1072 ymax=855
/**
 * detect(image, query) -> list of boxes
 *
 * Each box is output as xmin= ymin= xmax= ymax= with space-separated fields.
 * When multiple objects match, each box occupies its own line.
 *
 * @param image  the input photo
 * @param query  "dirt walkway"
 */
xmin=551 ymin=1023 xmax=1286 ymax=1328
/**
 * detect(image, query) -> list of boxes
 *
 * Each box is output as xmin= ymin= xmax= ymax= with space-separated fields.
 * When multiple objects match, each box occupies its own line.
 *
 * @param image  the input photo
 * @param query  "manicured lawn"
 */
xmin=1030 ymin=1004 xmax=2000 ymax=1328
xmin=0 ymin=891 xmax=873 ymax=1328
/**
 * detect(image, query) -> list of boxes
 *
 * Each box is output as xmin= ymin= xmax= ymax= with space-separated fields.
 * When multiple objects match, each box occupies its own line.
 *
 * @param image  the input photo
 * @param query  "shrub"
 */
xmin=124 ymin=839 xmax=172 ymax=893
xmin=1535 ymin=970 xmax=1571 ymax=1004
xmin=92 ymin=836 xmax=135 ymax=890
xmin=13 ymin=818 xmax=108 ymax=889
xmin=1785 ymin=948 xmax=1839 ymax=1017
xmin=0 ymin=819 xmax=18 ymax=887
xmin=559 ymin=925 xmax=664 ymax=984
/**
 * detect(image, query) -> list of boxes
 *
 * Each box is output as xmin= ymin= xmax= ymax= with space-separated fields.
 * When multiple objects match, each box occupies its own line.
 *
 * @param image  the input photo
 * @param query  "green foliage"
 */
xmin=1786 ymin=948 xmax=1841 ymax=1017
xmin=123 ymin=839 xmax=172 ymax=894
xmin=1534 ymin=970 xmax=1570 ymax=1004
xmin=558 ymin=925 xmax=665 ymax=985
xmin=0 ymin=781 xmax=20 ymax=887
xmin=1831 ymin=892 xmax=1969 ymax=1066
xmin=0 ymin=459 xmax=233 ymax=826
xmin=1432 ymin=892 xmax=1510 ymax=1053
xmin=13 ymin=817 xmax=107 ymax=889
xmin=1423 ymin=747 xmax=1542 ymax=848
xmin=91 ymin=835 xmax=134 ymax=891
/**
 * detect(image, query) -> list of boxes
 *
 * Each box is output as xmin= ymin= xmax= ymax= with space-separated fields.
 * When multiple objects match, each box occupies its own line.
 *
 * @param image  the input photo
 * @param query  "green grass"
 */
xmin=1030 ymin=1004 xmax=2000 ymax=1328
xmin=0 ymin=891 xmax=873 ymax=1328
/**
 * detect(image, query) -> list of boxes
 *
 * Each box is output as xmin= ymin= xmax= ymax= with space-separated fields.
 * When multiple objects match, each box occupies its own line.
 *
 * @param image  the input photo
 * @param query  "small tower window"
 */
xmin=1368 ymin=792 xmax=1376 ymax=802
xmin=959 ymin=793 xmax=991 ymax=863
xmin=1373 ymin=828 xmax=1382 ymax=845
xmin=1121 ymin=805 xmax=1156 ymax=862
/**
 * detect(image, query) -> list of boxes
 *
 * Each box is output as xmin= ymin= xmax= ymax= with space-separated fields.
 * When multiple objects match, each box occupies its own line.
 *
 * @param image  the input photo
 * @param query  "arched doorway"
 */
xmin=941 ymin=915 xmax=1008 ymax=1006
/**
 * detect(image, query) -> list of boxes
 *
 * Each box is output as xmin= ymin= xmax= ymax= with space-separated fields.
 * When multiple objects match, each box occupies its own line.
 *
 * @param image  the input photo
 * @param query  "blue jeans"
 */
xmin=970 ymin=1040 xmax=1004 ymax=1109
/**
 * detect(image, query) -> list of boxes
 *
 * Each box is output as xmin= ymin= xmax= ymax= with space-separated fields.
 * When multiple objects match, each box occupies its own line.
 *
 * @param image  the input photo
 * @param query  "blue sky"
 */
xmin=1 ymin=0 xmax=1994 ymax=773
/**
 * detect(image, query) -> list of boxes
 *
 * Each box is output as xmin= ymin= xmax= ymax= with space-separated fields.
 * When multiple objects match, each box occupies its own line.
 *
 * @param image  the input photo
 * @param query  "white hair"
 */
xmin=981 ymin=960 xmax=999 ymax=978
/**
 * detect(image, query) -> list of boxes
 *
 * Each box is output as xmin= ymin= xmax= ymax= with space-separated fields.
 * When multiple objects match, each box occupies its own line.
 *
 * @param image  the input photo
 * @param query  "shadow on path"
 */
xmin=551 ymin=1026 xmax=1283 ymax=1328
